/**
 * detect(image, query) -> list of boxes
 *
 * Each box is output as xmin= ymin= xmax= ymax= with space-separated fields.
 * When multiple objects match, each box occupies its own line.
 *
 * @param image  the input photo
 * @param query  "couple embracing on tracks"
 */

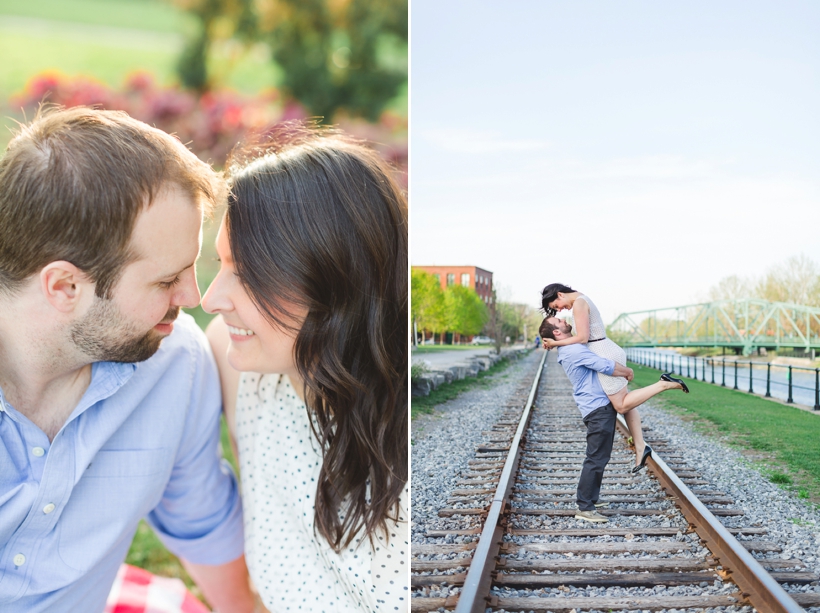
xmin=538 ymin=284 xmax=689 ymax=523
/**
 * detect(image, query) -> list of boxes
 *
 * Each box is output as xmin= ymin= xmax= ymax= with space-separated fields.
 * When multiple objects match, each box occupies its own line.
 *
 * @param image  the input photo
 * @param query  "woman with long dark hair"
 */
xmin=201 ymin=126 xmax=407 ymax=612
xmin=539 ymin=283 xmax=688 ymax=472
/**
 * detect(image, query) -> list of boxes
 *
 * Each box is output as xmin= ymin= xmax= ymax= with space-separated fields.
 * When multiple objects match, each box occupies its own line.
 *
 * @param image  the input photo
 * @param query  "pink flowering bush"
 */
xmin=10 ymin=72 xmax=407 ymax=183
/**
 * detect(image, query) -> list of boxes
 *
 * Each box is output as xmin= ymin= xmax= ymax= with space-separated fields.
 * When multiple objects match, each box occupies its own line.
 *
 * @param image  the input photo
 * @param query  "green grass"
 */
xmin=0 ymin=0 xmax=192 ymax=33
xmin=629 ymin=362 xmax=820 ymax=503
xmin=411 ymin=356 xmax=517 ymax=419
xmin=412 ymin=344 xmax=491 ymax=353
xmin=125 ymin=521 xmax=201 ymax=596
xmin=0 ymin=23 xmax=279 ymax=102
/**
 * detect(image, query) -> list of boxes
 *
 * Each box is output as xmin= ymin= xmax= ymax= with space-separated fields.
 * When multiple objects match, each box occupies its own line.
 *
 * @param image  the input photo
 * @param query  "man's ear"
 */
xmin=40 ymin=261 xmax=94 ymax=313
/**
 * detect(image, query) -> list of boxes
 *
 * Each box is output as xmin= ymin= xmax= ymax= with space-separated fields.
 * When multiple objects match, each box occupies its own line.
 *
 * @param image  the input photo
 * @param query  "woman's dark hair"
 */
xmin=225 ymin=124 xmax=407 ymax=552
xmin=540 ymin=283 xmax=576 ymax=317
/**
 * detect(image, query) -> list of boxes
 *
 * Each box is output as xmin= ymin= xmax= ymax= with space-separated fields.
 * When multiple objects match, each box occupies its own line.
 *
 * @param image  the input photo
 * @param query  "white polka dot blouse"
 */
xmin=235 ymin=373 xmax=408 ymax=612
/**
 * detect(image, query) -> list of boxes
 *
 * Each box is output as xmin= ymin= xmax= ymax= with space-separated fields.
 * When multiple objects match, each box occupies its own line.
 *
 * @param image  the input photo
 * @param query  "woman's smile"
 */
xmin=226 ymin=323 xmax=255 ymax=340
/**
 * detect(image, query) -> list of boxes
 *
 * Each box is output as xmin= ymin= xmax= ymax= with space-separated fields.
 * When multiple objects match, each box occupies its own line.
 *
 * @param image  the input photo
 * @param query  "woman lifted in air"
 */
xmin=539 ymin=283 xmax=689 ymax=472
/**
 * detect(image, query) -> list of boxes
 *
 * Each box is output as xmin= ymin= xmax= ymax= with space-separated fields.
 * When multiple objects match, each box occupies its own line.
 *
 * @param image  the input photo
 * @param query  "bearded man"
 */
xmin=539 ymin=316 xmax=635 ymax=523
xmin=0 ymin=108 xmax=261 ymax=612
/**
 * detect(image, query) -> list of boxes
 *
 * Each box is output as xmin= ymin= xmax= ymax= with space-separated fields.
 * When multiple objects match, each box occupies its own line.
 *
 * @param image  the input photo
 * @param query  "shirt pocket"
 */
xmin=58 ymin=448 xmax=171 ymax=573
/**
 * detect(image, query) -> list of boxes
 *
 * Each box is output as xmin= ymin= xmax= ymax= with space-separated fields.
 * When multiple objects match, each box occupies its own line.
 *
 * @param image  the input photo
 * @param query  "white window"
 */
xmin=461 ymin=273 xmax=470 ymax=287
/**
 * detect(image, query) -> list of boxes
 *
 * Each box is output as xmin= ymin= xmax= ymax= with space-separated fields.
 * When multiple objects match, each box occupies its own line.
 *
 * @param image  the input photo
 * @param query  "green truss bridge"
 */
xmin=608 ymin=298 xmax=820 ymax=356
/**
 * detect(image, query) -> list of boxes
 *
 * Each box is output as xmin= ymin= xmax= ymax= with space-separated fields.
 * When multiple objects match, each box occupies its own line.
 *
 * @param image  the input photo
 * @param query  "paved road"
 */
xmin=412 ymin=345 xmax=529 ymax=370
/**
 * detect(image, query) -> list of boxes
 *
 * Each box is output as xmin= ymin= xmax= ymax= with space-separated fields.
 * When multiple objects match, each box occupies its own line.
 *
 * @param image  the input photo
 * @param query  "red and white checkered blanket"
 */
xmin=105 ymin=564 xmax=211 ymax=613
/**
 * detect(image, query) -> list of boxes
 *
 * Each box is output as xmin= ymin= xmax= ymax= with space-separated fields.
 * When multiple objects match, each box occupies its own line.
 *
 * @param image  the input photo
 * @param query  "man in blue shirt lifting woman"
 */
xmin=0 ymin=108 xmax=263 ymax=612
xmin=539 ymin=316 xmax=685 ymax=523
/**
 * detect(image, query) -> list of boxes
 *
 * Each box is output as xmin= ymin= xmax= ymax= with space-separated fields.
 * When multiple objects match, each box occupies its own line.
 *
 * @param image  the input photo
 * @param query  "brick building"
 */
xmin=413 ymin=265 xmax=494 ymax=306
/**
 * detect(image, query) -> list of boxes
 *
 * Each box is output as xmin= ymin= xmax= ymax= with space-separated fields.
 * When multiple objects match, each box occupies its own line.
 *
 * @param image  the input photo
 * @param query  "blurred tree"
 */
xmin=496 ymin=302 xmax=542 ymax=345
xmin=708 ymin=254 xmax=820 ymax=306
xmin=411 ymin=269 xmax=445 ymax=344
xmin=444 ymin=285 xmax=488 ymax=342
xmin=484 ymin=289 xmax=503 ymax=354
xmin=173 ymin=0 xmax=407 ymax=120
xmin=708 ymin=274 xmax=753 ymax=302
xmin=175 ymin=0 xmax=257 ymax=91
xmin=754 ymin=254 xmax=820 ymax=306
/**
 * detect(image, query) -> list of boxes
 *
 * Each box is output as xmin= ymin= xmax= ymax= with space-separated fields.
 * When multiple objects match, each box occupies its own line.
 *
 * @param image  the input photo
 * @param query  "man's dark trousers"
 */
xmin=576 ymin=403 xmax=617 ymax=511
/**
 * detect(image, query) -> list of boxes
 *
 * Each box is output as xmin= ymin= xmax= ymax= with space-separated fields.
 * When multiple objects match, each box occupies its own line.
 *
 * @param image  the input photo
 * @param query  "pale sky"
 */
xmin=410 ymin=0 xmax=820 ymax=323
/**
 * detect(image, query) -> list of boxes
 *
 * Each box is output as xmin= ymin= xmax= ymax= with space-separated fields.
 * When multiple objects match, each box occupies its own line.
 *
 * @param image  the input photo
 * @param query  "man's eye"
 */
xmin=159 ymin=276 xmax=182 ymax=289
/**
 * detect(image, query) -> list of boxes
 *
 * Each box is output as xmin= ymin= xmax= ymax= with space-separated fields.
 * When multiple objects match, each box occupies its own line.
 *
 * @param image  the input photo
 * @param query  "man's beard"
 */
xmin=70 ymin=299 xmax=180 ymax=363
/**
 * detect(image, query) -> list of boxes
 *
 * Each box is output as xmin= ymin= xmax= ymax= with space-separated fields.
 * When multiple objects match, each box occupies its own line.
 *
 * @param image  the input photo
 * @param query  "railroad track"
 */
xmin=412 ymin=350 xmax=820 ymax=612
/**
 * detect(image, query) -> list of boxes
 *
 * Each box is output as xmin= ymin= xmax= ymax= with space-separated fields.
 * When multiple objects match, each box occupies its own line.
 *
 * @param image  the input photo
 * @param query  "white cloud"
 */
xmin=420 ymin=128 xmax=550 ymax=154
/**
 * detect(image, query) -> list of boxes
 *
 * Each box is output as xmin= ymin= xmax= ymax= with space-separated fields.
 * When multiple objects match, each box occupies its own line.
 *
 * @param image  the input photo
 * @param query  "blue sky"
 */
xmin=410 ymin=0 xmax=820 ymax=322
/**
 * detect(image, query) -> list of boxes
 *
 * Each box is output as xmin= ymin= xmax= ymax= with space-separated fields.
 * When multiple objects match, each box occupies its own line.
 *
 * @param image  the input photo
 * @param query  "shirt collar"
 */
xmin=69 ymin=361 xmax=138 ymax=420
xmin=0 ymin=360 xmax=137 ymax=427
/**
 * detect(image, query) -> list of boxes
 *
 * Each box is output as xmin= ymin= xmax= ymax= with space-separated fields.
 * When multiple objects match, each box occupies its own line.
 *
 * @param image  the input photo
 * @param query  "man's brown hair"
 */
xmin=0 ymin=107 xmax=222 ymax=298
xmin=539 ymin=317 xmax=560 ymax=341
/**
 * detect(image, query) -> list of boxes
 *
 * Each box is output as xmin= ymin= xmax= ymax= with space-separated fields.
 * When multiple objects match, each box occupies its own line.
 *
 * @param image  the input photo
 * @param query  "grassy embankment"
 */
xmin=412 ymin=344 xmax=493 ymax=354
xmin=629 ymin=362 xmax=820 ymax=506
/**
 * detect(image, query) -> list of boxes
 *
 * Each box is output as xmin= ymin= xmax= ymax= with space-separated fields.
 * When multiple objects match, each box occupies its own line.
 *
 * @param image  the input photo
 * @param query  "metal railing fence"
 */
xmin=626 ymin=348 xmax=820 ymax=411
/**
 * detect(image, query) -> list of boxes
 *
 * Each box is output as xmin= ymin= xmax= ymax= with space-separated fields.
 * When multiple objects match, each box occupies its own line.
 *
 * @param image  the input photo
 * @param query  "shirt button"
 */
xmin=32 ymin=447 xmax=45 ymax=457
xmin=43 ymin=503 xmax=56 ymax=514
xmin=13 ymin=554 xmax=25 ymax=566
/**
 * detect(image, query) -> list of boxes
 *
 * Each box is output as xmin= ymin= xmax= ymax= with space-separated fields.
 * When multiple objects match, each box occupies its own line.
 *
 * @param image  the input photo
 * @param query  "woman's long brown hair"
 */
xmin=225 ymin=125 xmax=407 ymax=551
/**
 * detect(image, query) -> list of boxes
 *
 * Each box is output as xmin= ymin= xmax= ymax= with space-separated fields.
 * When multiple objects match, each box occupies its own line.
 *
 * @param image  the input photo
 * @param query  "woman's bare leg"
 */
xmin=611 ymin=380 xmax=682 ymax=413
xmin=623 ymin=408 xmax=646 ymax=467
xmin=607 ymin=388 xmax=647 ymax=467
xmin=607 ymin=380 xmax=683 ymax=467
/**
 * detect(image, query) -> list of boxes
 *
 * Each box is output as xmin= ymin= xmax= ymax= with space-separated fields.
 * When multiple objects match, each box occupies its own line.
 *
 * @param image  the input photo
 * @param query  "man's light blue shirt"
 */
xmin=556 ymin=344 xmax=616 ymax=418
xmin=0 ymin=313 xmax=243 ymax=612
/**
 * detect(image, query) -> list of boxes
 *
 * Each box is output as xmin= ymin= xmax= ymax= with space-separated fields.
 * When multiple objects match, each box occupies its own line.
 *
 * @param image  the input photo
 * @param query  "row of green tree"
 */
xmin=411 ymin=270 xmax=487 ymax=342
xmin=411 ymin=270 xmax=547 ymax=348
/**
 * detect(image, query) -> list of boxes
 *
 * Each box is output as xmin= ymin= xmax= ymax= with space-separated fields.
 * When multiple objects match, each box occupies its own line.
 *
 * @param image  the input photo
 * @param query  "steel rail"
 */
xmin=615 ymin=416 xmax=805 ymax=613
xmin=453 ymin=349 xmax=548 ymax=613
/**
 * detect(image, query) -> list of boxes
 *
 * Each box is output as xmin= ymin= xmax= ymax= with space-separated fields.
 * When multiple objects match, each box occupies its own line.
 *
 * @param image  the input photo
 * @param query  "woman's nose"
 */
xmin=201 ymin=270 xmax=231 ymax=314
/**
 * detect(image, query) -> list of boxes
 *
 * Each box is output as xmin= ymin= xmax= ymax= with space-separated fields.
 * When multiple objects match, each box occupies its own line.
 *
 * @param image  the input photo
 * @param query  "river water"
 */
xmin=625 ymin=347 xmax=819 ymax=409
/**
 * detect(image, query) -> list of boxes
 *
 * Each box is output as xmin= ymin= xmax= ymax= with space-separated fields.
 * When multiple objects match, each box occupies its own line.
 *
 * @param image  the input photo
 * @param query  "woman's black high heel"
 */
xmin=631 ymin=445 xmax=653 ymax=474
xmin=661 ymin=372 xmax=689 ymax=393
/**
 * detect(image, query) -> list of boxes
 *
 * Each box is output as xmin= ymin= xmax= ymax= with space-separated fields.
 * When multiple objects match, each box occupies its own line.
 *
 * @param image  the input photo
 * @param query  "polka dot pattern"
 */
xmin=236 ymin=373 xmax=408 ymax=612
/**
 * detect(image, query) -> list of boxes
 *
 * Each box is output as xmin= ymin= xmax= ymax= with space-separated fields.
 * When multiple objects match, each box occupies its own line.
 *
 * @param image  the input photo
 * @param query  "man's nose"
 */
xmin=172 ymin=268 xmax=201 ymax=309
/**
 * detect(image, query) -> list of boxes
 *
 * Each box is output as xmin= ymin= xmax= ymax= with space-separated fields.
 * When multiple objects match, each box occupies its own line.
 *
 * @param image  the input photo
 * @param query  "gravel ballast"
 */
xmin=412 ymin=350 xmax=541 ymax=536
xmin=411 ymin=352 xmax=820 ymax=612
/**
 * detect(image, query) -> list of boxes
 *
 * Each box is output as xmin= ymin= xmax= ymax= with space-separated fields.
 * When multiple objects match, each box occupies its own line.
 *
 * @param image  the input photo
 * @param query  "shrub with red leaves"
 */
xmin=10 ymin=71 xmax=407 ymax=183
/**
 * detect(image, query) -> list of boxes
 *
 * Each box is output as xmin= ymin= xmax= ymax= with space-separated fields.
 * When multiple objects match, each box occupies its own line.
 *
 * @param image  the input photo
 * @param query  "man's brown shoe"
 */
xmin=575 ymin=509 xmax=608 ymax=523
xmin=594 ymin=499 xmax=610 ymax=508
